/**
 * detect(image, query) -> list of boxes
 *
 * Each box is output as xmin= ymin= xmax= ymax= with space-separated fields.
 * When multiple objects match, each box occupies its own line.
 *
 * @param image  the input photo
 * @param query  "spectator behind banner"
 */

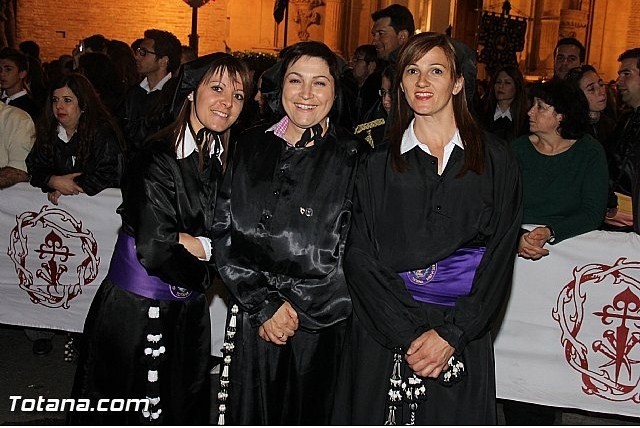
xmin=0 ymin=47 xmax=41 ymax=121
xmin=480 ymin=64 xmax=529 ymax=142
xmin=504 ymin=79 xmax=608 ymax=424
xmin=513 ymin=80 xmax=608 ymax=259
xmin=552 ymin=37 xmax=585 ymax=81
xmin=0 ymin=102 xmax=35 ymax=189
xmin=604 ymin=48 xmax=640 ymax=233
xmin=566 ymin=64 xmax=616 ymax=145
xmin=26 ymin=73 xmax=125 ymax=206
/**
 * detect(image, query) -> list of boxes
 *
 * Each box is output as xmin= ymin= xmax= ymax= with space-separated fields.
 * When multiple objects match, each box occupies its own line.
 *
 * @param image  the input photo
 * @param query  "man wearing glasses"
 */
xmin=118 ymin=28 xmax=182 ymax=157
xmin=350 ymin=44 xmax=381 ymax=125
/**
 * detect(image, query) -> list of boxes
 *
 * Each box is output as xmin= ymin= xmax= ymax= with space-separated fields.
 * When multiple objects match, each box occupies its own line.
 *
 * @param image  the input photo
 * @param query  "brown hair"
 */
xmin=388 ymin=32 xmax=484 ymax=175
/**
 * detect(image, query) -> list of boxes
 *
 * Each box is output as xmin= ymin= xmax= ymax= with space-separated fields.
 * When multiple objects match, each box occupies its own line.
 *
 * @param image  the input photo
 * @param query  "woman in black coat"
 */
xmin=26 ymin=73 xmax=124 ymax=204
xmin=69 ymin=53 xmax=251 ymax=425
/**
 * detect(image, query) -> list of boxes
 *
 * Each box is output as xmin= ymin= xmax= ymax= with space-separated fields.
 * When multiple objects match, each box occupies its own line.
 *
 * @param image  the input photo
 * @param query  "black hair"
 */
xmin=618 ymin=48 xmax=640 ymax=71
xmin=354 ymin=44 xmax=378 ymax=64
xmin=83 ymin=34 xmax=109 ymax=52
xmin=0 ymin=47 xmax=28 ymax=72
xmin=529 ymin=79 xmax=589 ymax=140
xmin=143 ymin=29 xmax=182 ymax=74
xmin=36 ymin=73 xmax=124 ymax=163
xmin=554 ymin=37 xmax=586 ymax=63
xmin=19 ymin=41 xmax=40 ymax=59
xmin=371 ymin=4 xmax=415 ymax=36
xmin=272 ymin=41 xmax=343 ymax=124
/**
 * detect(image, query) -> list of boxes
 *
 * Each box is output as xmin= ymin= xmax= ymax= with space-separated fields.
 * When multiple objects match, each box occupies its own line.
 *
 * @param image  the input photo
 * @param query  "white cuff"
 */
xmin=195 ymin=236 xmax=212 ymax=261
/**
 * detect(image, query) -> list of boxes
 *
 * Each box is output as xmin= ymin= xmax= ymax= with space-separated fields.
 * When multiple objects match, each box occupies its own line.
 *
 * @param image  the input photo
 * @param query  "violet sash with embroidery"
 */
xmin=398 ymin=247 xmax=486 ymax=307
xmin=107 ymin=231 xmax=199 ymax=301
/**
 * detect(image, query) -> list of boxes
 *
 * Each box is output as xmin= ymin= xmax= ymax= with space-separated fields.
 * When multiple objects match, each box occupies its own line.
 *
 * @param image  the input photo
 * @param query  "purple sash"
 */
xmin=398 ymin=247 xmax=486 ymax=307
xmin=107 ymin=232 xmax=198 ymax=301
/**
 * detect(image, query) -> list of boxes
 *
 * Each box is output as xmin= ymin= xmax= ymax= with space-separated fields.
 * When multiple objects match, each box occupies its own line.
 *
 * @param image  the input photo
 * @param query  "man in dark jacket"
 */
xmin=118 ymin=28 xmax=181 ymax=158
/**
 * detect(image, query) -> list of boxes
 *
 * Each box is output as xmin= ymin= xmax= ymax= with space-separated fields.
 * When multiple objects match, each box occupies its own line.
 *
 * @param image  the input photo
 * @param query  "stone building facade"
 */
xmin=11 ymin=0 xmax=640 ymax=82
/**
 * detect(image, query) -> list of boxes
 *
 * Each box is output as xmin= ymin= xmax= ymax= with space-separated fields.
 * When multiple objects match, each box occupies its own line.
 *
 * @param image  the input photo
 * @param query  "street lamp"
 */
xmin=182 ymin=0 xmax=213 ymax=56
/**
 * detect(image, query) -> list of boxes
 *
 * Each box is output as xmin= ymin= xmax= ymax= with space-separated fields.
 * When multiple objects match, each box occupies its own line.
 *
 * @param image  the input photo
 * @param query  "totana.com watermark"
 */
xmin=9 ymin=395 xmax=150 ymax=412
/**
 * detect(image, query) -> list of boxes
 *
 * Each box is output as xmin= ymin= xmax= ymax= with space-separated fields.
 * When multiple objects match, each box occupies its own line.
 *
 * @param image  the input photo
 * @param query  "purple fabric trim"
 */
xmin=107 ymin=232 xmax=199 ymax=301
xmin=398 ymin=247 xmax=486 ymax=307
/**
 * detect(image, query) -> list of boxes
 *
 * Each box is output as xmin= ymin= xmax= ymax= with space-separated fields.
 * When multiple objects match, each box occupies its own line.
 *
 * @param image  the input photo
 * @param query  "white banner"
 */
xmin=0 ymin=183 xmax=228 ymax=357
xmin=0 ymin=183 xmax=120 ymax=333
xmin=494 ymin=230 xmax=640 ymax=417
xmin=1 ymin=183 xmax=639 ymax=416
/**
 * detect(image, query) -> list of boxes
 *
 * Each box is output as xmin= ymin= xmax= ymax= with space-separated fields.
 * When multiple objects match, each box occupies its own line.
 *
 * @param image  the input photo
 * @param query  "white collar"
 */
xmin=176 ymin=125 xmax=224 ymax=161
xmin=57 ymin=124 xmax=74 ymax=143
xmin=400 ymin=118 xmax=464 ymax=155
xmin=2 ymin=89 xmax=27 ymax=101
xmin=493 ymin=105 xmax=513 ymax=121
xmin=140 ymin=72 xmax=172 ymax=93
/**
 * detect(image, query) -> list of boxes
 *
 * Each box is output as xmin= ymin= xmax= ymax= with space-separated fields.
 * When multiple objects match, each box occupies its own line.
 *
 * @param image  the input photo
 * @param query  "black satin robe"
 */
xmin=26 ymin=121 xmax=123 ymax=195
xmin=213 ymin=123 xmax=367 ymax=425
xmin=332 ymin=134 xmax=523 ymax=425
xmin=70 ymin=138 xmax=219 ymax=425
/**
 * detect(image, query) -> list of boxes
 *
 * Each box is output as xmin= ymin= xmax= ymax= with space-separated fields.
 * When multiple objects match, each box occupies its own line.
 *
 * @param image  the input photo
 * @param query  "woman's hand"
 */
xmin=517 ymin=227 xmax=551 ymax=260
xmin=258 ymin=301 xmax=299 ymax=345
xmin=47 ymin=190 xmax=62 ymax=205
xmin=405 ymin=330 xmax=455 ymax=378
xmin=178 ymin=232 xmax=206 ymax=259
xmin=48 ymin=173 xmax=84 ymax=196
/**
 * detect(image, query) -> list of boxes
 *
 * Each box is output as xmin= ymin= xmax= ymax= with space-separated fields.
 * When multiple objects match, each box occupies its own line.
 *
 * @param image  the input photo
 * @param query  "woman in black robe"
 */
xmin=213 ymin=41 xmax=368 ymax=425
xmin=69 ymin=53 xmax=251 ymax=425
xmin=26 ymin=73 xmax=124 ymax=204
xmin=333 ymin=32 xmax=523 ymax=425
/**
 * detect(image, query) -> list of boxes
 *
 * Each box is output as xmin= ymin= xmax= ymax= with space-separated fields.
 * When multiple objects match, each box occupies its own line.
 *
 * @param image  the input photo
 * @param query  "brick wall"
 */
xmin=17 ymin=0 xmax=229 ymax=63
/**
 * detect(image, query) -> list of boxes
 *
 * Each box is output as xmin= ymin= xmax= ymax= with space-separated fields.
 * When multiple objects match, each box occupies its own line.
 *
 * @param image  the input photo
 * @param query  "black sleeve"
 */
xmin=75 ymin=123 xmax=124 ymax=195
xmin=125 ymin=151 xmax=214 ymax=292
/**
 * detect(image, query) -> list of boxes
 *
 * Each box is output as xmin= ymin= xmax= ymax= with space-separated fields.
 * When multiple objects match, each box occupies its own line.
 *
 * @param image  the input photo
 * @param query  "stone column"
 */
xmin=531 ymin=0 xmax=562 ymax=77
xmin=558 ymin=9 xmax=589 ymax=42
xmin=323 ymin=0 xmax=345 ymax=56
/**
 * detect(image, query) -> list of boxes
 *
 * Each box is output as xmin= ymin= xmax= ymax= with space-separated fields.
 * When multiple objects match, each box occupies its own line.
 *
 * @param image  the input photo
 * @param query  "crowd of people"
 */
xmin=1 ymin=2 xmax=640 ymax=425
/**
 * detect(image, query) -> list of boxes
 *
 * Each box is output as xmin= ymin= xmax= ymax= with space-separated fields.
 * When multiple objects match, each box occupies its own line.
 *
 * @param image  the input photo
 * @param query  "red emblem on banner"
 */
xmin=6 ymin=206 xmax=100 ymax=309
xmin=552 ymin=258 xmax=640 ymax=403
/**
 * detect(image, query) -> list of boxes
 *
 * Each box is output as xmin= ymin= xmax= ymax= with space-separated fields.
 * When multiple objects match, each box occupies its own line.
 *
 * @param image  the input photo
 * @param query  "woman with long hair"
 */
xmin=333 ymin=32 xmax=522 ymax=425
xmin=26 ymin=73 xmax=124 ymax=205
xmin=566 ymin=64 xmax=616 ymax=144
xmin=69 ymin=53 xmax=251 ymax=425
xmin=480 ymin=64 xmax=530 ymax=141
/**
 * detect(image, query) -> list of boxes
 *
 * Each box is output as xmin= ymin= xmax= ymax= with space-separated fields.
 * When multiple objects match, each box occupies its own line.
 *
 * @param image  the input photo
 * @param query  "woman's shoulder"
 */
xmin=574 ymin=133 xmax=607 ymax=157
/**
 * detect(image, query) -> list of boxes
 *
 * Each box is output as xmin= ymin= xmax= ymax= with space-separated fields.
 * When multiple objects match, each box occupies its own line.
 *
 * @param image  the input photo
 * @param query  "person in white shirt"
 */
xmin=0 ymin=101 xmax=34 ymax=189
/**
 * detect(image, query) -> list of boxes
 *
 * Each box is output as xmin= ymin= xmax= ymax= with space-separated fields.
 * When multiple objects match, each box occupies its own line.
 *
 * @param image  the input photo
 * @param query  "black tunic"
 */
xmin=70 ymin=138 xmax=219 ymax=424
xmin=26 ymin=121 xmax=123 ymax=195
xmin=333 ymin=134 xmax=522 ymax=425
xmin=213 ymin=123 xmax=367 ymax=425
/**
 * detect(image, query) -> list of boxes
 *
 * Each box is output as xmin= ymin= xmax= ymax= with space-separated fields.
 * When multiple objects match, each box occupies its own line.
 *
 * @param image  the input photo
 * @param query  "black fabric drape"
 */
xmin=333 ymin=133 xmax=523 ymax=425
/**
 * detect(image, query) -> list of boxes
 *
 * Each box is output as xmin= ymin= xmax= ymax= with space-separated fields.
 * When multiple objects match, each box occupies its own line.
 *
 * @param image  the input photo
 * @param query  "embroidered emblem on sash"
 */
xmin=170 ymin=286 xmax=192 ymax=299
xmin=406 ymin=264 xmax=437 ymax=285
